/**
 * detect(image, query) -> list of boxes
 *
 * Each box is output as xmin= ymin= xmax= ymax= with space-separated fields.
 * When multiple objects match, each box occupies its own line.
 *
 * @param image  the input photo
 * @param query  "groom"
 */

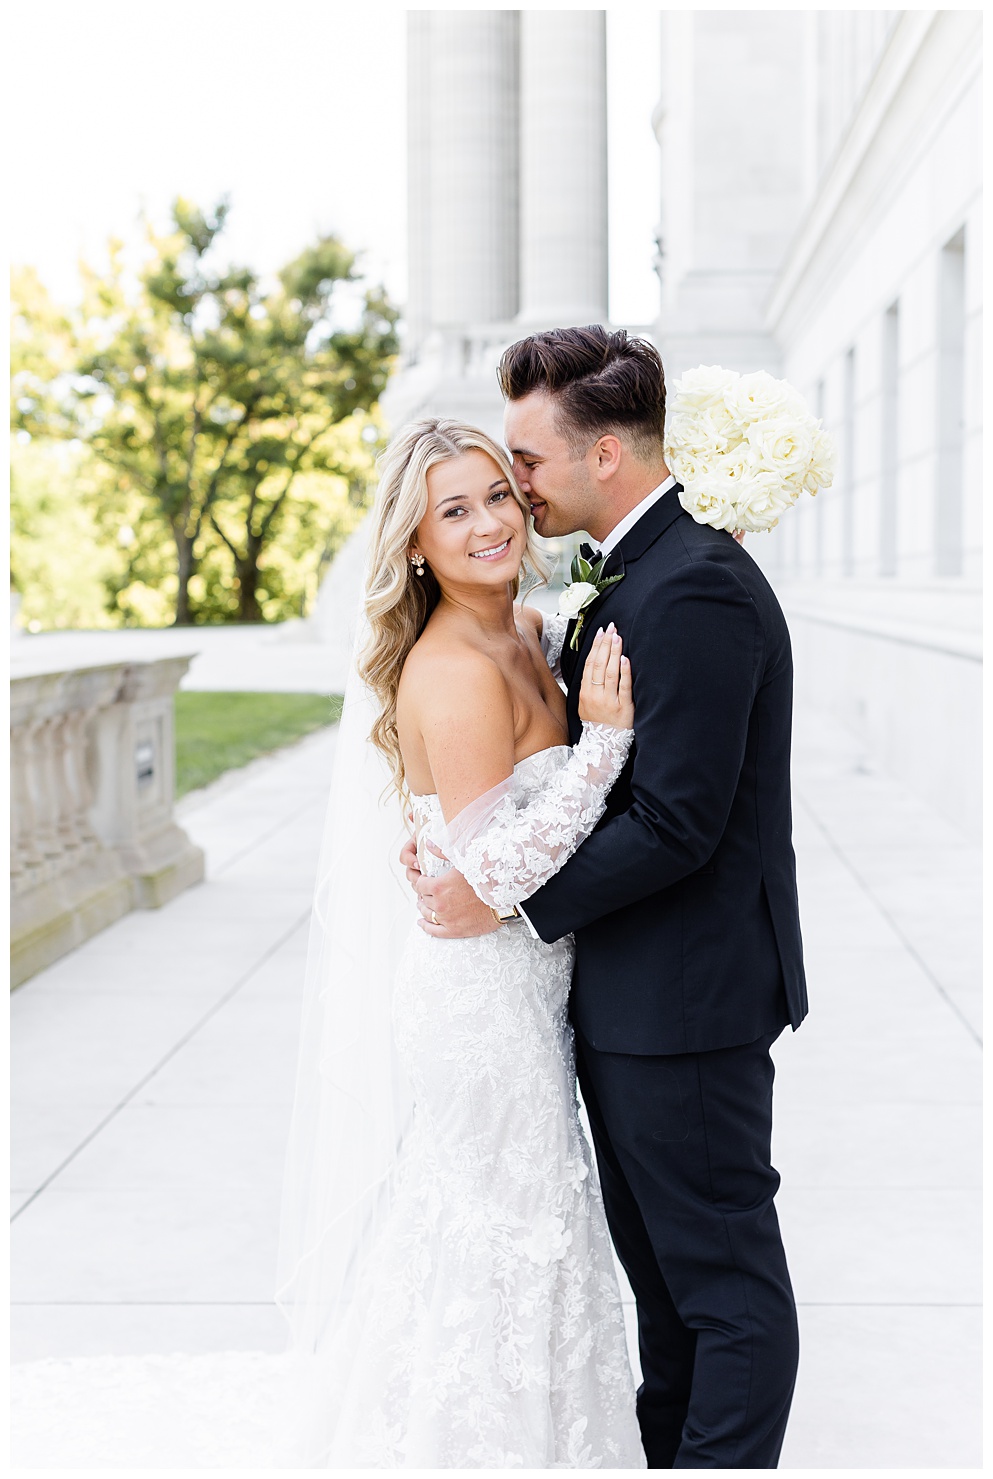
xmin=404 ymin=326 xmax=804 ymax=1468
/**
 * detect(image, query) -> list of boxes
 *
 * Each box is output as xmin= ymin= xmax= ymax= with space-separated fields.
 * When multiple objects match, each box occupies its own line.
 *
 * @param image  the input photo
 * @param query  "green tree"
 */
xmin=9 ymin=440 xmax=127 ymax=631
xmin=12 ymin=199 xmax=398 ymax=624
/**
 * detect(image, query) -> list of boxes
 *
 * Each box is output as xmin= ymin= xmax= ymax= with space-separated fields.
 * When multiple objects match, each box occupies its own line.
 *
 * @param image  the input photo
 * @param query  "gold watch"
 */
xmin=491 ymin=904 xmax=520 ymax=923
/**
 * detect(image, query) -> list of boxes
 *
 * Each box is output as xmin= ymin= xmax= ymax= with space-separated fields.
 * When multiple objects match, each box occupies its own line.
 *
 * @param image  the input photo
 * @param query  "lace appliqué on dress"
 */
xmin=444 ymin=723 xmax=633 ymax=912
xmin=538 ymin=610 xmax=570 ymax=684
xmin=310 ymin=744 xmax=647 ymax=1468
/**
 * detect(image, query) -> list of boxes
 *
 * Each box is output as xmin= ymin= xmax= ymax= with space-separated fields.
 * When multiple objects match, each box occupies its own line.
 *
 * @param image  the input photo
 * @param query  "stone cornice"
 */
xmin=765 ymin=10 xmax=980 ymax=339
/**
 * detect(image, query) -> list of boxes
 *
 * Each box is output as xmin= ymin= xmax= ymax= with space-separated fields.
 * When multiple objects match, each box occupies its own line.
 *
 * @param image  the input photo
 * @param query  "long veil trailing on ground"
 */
xmin=274 ymin=590 xmax=417 ymax=1456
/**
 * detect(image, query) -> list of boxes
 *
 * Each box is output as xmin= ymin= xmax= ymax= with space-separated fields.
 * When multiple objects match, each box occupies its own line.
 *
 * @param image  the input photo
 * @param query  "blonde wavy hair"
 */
xmin=358 ymin=418 xmax=549 ymax=794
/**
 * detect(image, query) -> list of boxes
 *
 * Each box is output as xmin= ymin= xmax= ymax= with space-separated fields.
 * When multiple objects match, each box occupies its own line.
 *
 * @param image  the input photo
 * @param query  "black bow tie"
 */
xmin=579 ymin=541 xmax=603 ymax=567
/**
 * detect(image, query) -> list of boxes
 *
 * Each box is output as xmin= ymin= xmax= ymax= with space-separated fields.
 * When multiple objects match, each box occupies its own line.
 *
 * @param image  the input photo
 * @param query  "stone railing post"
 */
xmin=10 ymin=722 xmax=44 ymax=879
xmin=88 ymin=656 xmax=204 ymax=907
xmin=10 ymin=654 xmax=205 ymax=988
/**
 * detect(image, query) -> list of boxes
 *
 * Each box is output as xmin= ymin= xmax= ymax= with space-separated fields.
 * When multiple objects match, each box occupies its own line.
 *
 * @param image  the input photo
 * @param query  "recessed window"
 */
xmin=880 ymin=302 xmax=899 ymax=577
xmin=841 ymin=348 xmax=855 ymax=577
xmin=935 ymin=228 xmax=966 ymax=577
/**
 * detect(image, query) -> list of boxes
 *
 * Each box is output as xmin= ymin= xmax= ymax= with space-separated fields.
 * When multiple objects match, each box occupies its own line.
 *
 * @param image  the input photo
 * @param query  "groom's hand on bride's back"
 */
xmin=398 ymin=836 xmax=500 ymax=939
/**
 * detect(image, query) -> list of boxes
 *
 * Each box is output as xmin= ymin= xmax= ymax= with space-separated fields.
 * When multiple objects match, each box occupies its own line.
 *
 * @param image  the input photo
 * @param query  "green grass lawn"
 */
xmin=174 ymin=691 xmax=343 ymax=798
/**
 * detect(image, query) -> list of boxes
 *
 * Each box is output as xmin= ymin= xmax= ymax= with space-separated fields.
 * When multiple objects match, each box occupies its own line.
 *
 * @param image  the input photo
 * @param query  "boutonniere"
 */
xmin=557 ymin=552 xmax=625 ymax=651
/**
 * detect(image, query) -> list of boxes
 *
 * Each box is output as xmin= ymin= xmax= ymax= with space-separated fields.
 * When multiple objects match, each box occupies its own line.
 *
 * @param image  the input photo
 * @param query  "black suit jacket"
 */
xmin=524 ymin=487 xmax=807 ymax=1055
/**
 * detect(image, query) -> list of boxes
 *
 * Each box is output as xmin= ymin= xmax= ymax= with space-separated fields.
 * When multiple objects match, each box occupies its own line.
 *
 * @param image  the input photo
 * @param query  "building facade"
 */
xmin=754 ymin=11 xmax=980 ymax=837
xmin=385 ymin=9 xmax=982 ymax=836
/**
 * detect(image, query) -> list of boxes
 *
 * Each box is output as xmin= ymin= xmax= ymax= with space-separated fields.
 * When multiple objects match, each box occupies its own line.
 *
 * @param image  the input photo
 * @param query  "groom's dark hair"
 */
xmin=497 ymin=326 xmax=666 ymax=461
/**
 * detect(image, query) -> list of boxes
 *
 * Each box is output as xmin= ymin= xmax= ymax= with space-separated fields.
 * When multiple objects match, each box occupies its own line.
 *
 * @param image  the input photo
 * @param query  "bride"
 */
xmin=10 ymin=418 xmax=645 ymax=1470
xmin=277 ymin=417 xmax=645 ymax=1468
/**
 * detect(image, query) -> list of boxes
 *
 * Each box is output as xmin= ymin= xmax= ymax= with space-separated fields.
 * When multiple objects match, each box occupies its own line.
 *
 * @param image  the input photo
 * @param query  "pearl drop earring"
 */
xmin=411 ymin=553 xmax=425 ymax=577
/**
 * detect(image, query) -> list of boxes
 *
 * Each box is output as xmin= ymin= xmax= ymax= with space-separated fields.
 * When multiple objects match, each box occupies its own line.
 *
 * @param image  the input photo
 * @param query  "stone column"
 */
xmin=407 ymin=10 xmax=520 ymax=339
xmin=653 ymin=11 xmax=808 ymax=376
xmin=518 ymin=11 xmax=608 ymax=327
xmin=405 ymin=11 xmax=433 ymax=359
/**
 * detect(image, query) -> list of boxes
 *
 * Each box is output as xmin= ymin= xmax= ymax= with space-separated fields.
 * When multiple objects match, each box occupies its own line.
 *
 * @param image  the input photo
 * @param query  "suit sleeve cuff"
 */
xmin=515 ymin=901 xmax=542 ymax=940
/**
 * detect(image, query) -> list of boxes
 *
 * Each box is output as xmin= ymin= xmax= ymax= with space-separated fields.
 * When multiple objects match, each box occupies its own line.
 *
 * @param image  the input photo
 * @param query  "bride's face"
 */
xmin=414 ymin=450 xmax=526 ymax=592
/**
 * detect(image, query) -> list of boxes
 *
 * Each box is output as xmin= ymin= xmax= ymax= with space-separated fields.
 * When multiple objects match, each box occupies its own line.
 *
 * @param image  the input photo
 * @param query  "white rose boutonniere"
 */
xmin=665 ymin=365 xmax=835 ymax=534
xmin=558 ymin=580 xmax=599 ymax=618
xmin=558 ymin=552 xmax=625 ymax=650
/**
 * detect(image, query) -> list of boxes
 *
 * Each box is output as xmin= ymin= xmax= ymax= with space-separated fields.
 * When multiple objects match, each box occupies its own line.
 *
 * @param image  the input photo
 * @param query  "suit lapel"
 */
xmin=608 ymin=483 xmax=686 ymax=564
xmin=561 ymin=621 xmax=581 ymax=685
xmin=561 ymin=485 xmax=686 ymax=692
xmin=560 ymin=552 xmax=626 ymax=687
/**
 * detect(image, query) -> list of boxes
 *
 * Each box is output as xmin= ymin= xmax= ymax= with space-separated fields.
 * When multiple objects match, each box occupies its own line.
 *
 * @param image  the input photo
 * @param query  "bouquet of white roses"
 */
xmin=664 ymin=365 xmax=835 ymax=534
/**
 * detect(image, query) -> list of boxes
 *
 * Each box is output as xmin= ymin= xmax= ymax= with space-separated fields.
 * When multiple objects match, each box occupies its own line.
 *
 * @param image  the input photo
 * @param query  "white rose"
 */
xmin=724 ymin=370 xmax=795 ymax=424
xmin=714 ymin=446 xmax=763 ymax=488
xmin=734 ymin=477 xmax=793 ymax=531
xmin=557 ymin=580 xmax=599 ymax=618
xmin=666 ymin=446 xmax=712 ymax=489
xmin=802 ymin=427 xmax=836 ymax=492
xmin=667 ymin=405 xmax=739 ymax=461
xmin=746 ymin=416 xmax=815 ymax=479
xmin=678 ymin=478 xmax=741 ymax=532
xmin=670 ymin=364 xmax=738 ymax=412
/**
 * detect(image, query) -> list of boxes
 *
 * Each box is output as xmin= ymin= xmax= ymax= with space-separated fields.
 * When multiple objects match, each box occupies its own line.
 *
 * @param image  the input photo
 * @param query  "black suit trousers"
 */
xmin=575 ymin=1029 xmax=799 ymax=1468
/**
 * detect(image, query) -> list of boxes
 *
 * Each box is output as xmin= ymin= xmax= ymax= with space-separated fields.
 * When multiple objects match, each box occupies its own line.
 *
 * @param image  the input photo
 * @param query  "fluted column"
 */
xmin=653 ymin=11 xmax=807 ymax=376
xmin=518 ymin=10 xmax=608 ymax=327
xmin=405 ymin=12 xmax=433 ymax=357
xmin=406 ymin=11 xmax=519 ymax=345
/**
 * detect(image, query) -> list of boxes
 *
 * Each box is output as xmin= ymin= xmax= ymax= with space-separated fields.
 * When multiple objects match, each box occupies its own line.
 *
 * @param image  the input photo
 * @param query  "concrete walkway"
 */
xmin=10 ymin=707 xmax=981 ymax=1468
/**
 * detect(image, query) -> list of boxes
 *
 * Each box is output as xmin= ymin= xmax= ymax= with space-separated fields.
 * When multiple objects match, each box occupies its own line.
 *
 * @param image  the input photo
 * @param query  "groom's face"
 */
xmin=504 ymin=392 xmax=598 ymax=540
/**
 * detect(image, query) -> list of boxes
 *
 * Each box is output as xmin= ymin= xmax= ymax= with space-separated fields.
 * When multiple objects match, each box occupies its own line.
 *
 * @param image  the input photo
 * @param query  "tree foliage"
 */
xmin=11 ymin=200 xmax=398 ymax=625
xmin=10 ymin=440 xmax=128 ymax=630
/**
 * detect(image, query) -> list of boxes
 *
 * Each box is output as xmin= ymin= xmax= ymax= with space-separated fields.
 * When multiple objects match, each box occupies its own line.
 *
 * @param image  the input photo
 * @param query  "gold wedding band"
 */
xmin=431 ymin=910 xmax=440 ymax=926
xmin=591 ymin=680 xmax=606 ymax=685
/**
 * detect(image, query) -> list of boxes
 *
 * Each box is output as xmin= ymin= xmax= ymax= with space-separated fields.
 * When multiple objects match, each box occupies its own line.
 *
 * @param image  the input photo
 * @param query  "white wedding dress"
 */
xmin=11 ymin=623 xmax=647 ymax=1470
xmin=297 ymin=724 xmax=645 ymax=1468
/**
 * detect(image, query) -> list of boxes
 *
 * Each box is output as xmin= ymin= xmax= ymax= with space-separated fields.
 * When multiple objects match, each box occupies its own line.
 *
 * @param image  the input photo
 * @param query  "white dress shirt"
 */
xmin=515 ymin=474 xmax=678 ymax=937
xmin=598 ymin=474 xmax=677 ymax=558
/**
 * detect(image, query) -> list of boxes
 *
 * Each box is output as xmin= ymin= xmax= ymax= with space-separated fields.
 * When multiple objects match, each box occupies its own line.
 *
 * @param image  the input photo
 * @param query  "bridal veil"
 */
xmin=274 ymin=610 xmax=416 ymax=1396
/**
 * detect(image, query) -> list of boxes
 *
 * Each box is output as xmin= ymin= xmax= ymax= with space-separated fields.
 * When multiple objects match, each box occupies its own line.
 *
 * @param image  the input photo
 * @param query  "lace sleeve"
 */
xmin=442 ymin=722 xmax=633 ymax=911
xmin=539 ymin=612 xmax=570 ymax=683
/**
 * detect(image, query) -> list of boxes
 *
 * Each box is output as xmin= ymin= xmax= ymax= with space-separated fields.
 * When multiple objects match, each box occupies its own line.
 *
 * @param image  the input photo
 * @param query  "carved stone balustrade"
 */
xmin=10 ymin=655 xmax=205 ymax=988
